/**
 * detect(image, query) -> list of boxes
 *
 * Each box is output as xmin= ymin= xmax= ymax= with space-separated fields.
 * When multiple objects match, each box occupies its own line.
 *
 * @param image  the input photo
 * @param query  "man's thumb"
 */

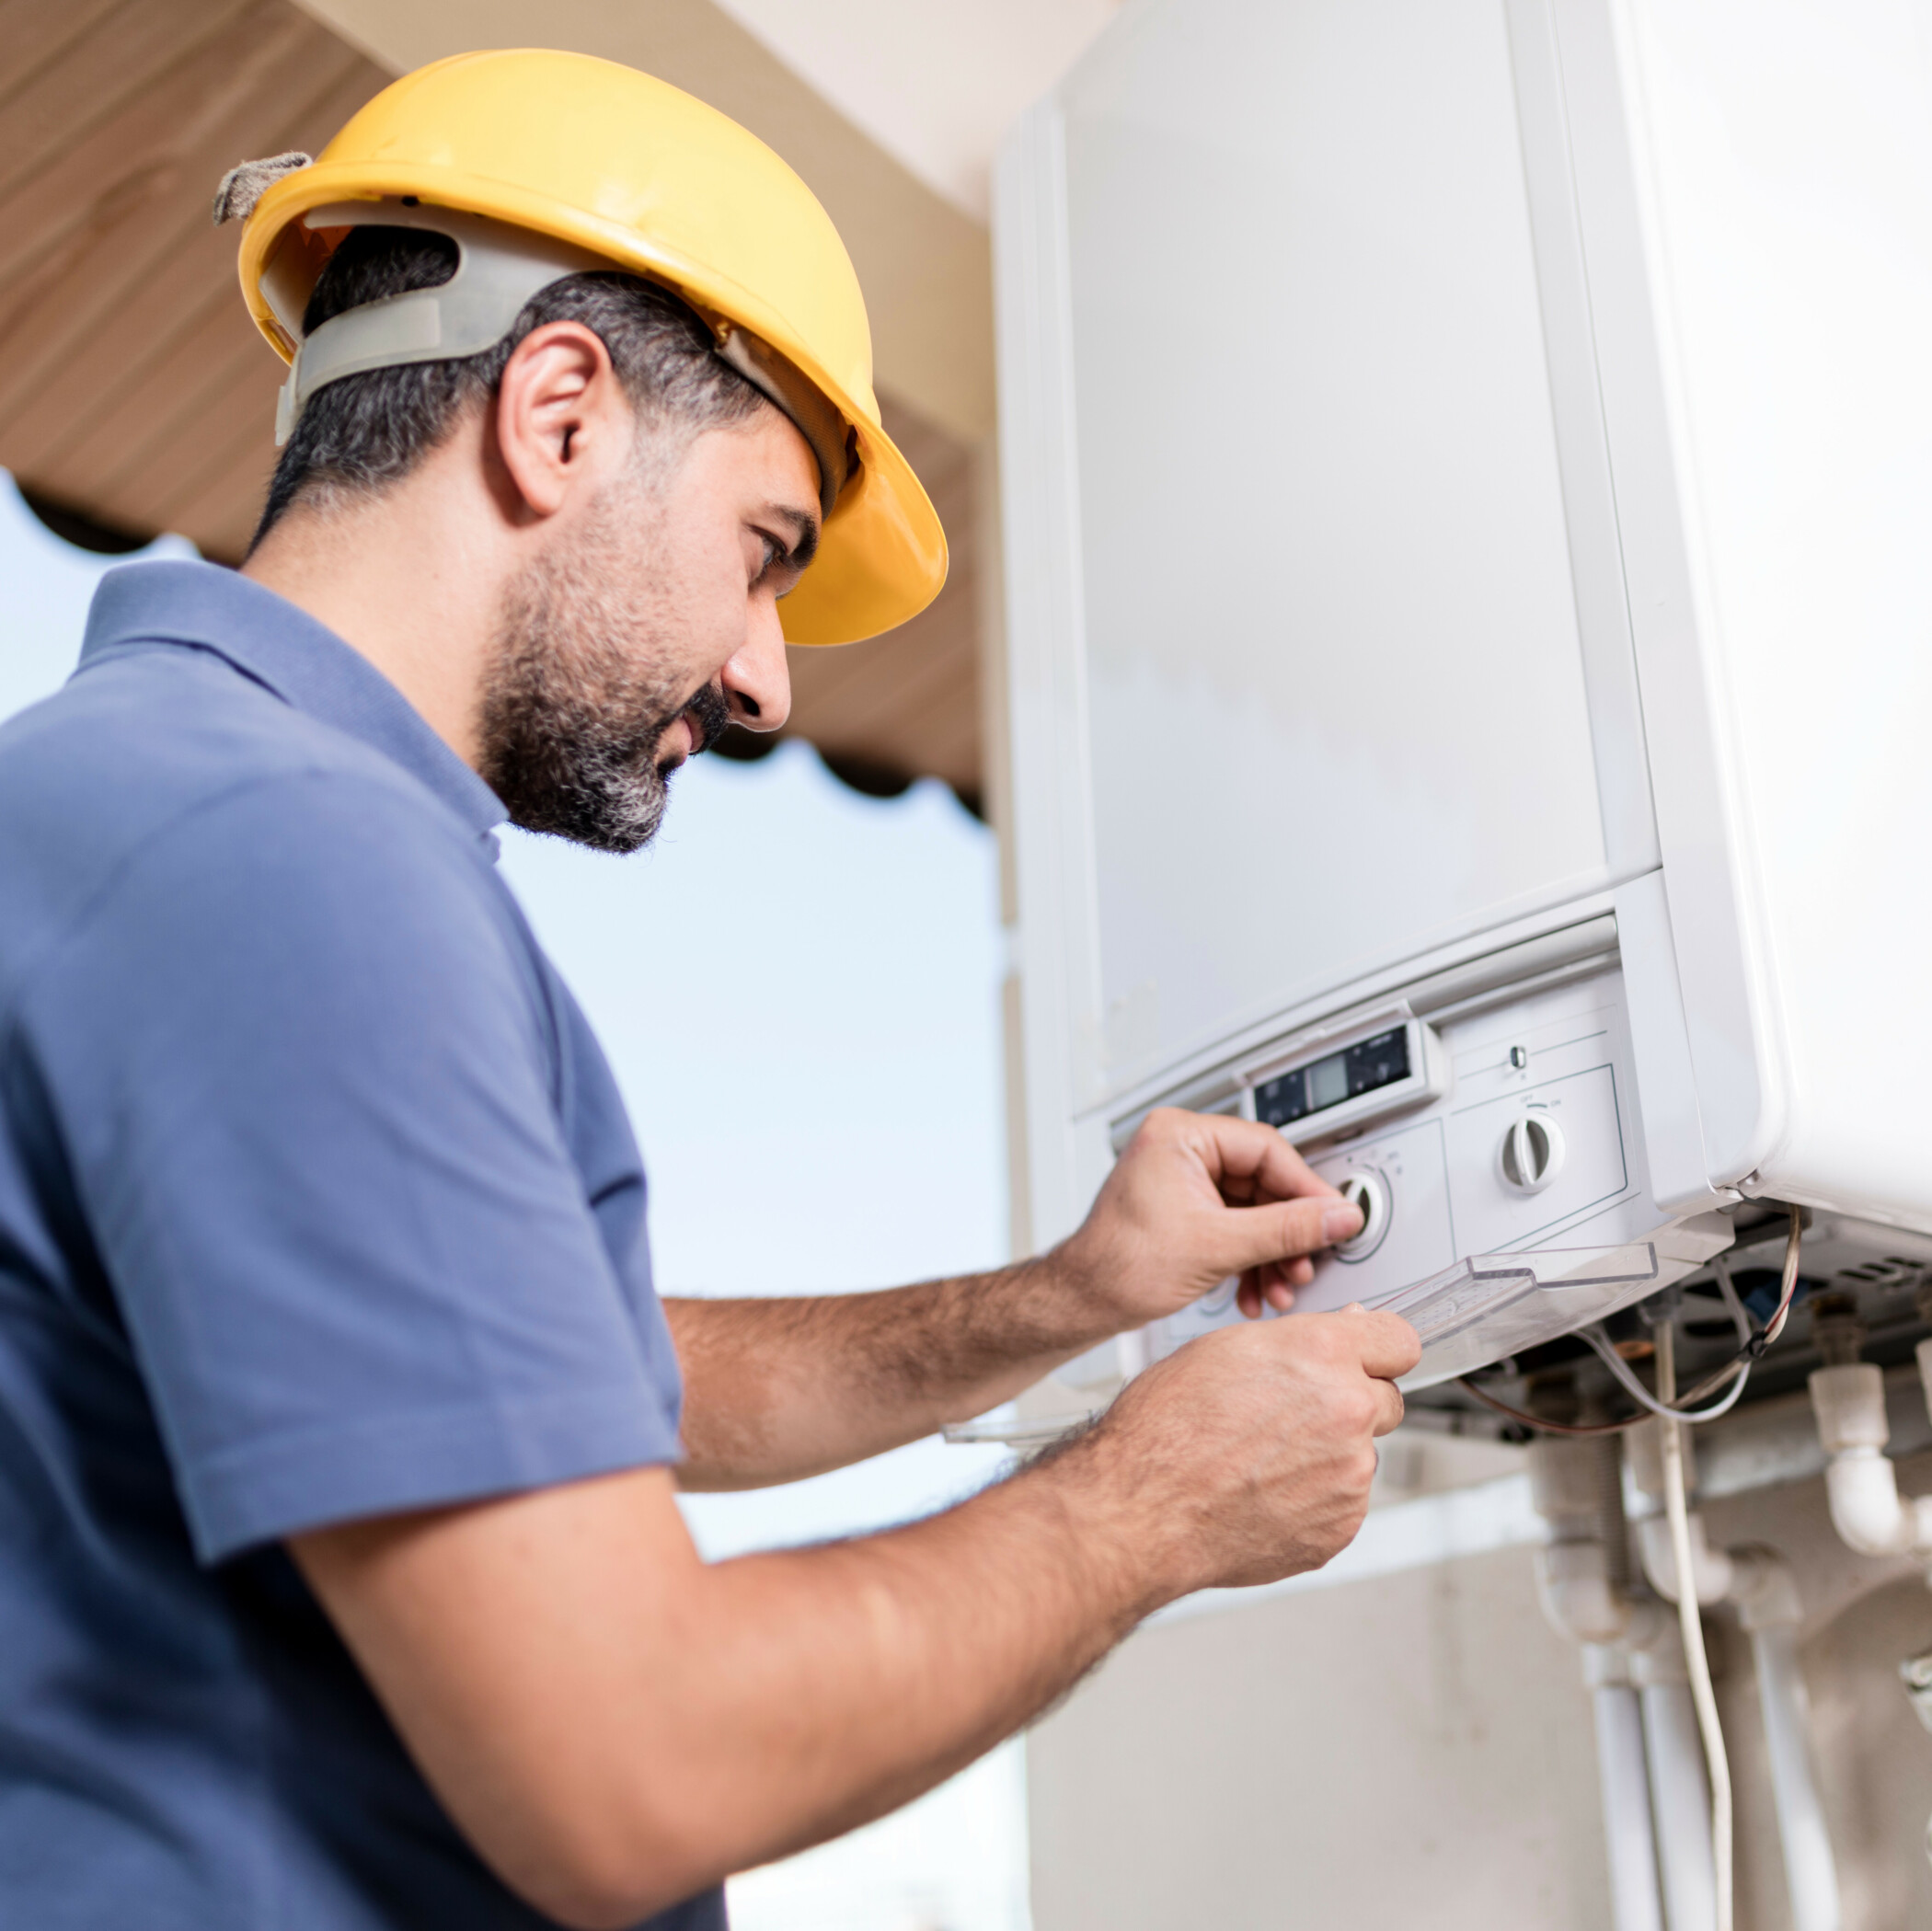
xmin=1214 ymin=1195 xmax=1362 ymax=1273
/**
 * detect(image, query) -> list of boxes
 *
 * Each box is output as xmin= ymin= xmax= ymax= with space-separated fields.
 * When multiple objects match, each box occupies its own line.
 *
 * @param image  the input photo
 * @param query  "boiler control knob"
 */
xmin=1500 ymin=1112 xmax=1565 ymax=1194
xmin=1334 ymin=1170 xmax=1388 ymax=1259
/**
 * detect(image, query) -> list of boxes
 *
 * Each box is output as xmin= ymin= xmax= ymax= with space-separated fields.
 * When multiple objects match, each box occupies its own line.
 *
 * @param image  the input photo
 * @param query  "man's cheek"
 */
xmin=703 ymin=572 xmax=755 ymax=684
xmin=672 ymin=531 xmax=751 ymax=657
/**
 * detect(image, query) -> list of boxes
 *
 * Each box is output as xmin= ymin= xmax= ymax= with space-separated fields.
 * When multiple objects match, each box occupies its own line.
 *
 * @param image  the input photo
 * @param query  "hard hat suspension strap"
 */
xmin=274 ymin=201 xmax=852 ymax=516
xmin=713 ymin=323 xmax=851 ymax=519
xmin=274 ymin=203 xmax=608 ymax=447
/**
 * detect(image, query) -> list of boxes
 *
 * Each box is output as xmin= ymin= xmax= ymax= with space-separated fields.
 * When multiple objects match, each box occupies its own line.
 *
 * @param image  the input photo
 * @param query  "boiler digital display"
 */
xmin=1254 ymin=1027 xmax=1410 ymax=1130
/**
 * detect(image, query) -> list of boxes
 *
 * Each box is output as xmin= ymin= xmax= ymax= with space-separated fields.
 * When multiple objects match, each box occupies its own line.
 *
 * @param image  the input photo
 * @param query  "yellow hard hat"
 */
xmin=235 ymin=49 xmax=946 ymax=647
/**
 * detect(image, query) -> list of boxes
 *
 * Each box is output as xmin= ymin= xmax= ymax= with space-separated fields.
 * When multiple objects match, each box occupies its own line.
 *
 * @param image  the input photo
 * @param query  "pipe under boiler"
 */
xmin=1591 ymin=1668 xmax=1666 ymax=1931
xmin=1751 ymin=1624 xmax=1842 ymax=1931
xmin=1639 ymin=1676 xmax=1717 ymax=1931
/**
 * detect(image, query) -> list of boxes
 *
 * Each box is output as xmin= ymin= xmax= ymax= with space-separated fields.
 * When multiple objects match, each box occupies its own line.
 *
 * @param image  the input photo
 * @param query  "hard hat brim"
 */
xmin=241 ymin=161 xmax=948 ymax=647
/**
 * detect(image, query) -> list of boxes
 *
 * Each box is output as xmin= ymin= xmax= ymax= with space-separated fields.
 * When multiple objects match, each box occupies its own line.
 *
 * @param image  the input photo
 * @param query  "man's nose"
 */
xmin=722 ymin=601 xmax=793 ymax=734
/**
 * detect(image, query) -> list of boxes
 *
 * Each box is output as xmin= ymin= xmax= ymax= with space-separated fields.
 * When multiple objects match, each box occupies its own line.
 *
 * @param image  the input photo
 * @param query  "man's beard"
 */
xmin=477 ymin=478 xmax=729 ymax=854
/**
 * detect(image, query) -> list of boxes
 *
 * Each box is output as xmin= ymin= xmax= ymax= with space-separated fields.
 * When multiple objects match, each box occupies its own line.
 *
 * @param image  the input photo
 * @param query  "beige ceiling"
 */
xmin=0 ymin=0 xmax=992 ymax=802
xmin=707 ymin=0 xmax=1117 ymax=219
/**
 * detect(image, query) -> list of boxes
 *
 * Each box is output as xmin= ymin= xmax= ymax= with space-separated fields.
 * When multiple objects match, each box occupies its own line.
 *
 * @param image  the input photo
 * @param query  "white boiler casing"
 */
xmin=994 ymin=0 xmax=1932 ymax=1382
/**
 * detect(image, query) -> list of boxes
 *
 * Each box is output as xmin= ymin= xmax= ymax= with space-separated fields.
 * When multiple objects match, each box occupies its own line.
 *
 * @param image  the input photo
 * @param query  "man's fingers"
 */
xmin=1345 ymin=1308 xmax=1423 ymax=1381
xmin=1255 ymin=1304 xmax=1420 ymax=1378
xmin=1165 ymin=1109 xmax=1340 ymax=1204
xmin=1213 ymin=1195 xmax=1363 ymax=1277
xmin=1369 ymin=1376 xmax=1408 ymax=1437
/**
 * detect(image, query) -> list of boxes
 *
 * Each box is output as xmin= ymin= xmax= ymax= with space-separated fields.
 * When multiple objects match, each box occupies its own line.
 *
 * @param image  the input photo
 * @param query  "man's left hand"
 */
xmin=1050 ymin=1109 xmax=1363 ymax=1333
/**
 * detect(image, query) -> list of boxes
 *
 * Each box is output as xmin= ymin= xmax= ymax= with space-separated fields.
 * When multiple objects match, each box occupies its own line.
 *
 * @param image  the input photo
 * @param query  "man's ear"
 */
xmin=491 ymin=320 xmax=632 ymax=522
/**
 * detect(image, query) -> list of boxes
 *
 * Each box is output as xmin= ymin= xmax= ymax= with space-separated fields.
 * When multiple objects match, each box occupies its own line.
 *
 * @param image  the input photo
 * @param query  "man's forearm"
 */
xmin=298 ymin=1433 xmax=1180 ymax=1925
xmin=666 ymin=1256 xmax=1108 ymax=1488
xmin=668 ymin=1429 xmax=1167 ymax=1874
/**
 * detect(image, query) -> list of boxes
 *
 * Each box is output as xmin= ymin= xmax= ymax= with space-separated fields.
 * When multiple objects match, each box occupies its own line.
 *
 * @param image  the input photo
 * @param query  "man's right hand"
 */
xmin=1071 ymin=1306 xmax=1421 ymax=1597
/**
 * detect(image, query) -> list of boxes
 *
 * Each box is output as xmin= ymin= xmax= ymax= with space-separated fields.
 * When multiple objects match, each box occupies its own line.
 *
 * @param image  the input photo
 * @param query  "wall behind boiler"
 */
xmin=1028 ymin=1543 xmax=1611 ymax=1930
xmin=1029 ymin=1462 xmax=1932 ymax=1931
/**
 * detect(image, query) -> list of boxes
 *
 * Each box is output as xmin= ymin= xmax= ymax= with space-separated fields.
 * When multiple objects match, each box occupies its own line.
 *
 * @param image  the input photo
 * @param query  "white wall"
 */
xmin=1028 ymin=1454 xmax=1932 ymax=1931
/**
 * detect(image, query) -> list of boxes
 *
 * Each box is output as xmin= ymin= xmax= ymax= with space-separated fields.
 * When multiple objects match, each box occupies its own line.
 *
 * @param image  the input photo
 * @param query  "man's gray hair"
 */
xmin=252 ymin=226 xmax=763 ymax=548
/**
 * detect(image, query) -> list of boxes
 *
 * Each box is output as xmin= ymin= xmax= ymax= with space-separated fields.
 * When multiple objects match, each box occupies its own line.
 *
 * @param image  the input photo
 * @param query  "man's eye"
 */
xmin=755 ymin=534 xmax=785 ymax=580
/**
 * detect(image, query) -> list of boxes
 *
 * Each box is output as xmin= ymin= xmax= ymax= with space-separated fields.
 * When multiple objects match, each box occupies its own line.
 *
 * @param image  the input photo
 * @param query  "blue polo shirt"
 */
xmin=0 ymin=560 xmax=722 ymax=1929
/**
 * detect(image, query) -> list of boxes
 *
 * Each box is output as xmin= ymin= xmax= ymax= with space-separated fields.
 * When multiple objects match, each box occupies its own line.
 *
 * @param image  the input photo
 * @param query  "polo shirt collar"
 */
xmin=80 ymin=558 xmax=505 ymax=842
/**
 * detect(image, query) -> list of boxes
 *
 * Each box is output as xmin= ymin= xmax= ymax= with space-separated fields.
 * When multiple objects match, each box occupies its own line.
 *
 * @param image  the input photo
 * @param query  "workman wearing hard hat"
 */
xmin=0 ymin=51 xmax=1418 ymax=1930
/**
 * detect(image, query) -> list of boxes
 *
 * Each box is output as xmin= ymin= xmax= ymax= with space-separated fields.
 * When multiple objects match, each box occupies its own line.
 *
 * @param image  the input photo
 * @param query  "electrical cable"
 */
xmin=1581 ymin=1327 xmax=1754 ymax=1424
xmin=1657 ymin=1318 xmax=1733 ymax=1931
xmin=1457 ymin=1204 xmax=1805 ymax=1434
xmin=1454 ymin=1376 xmax=1650 ymax=1435
xmin=1710 ymin=1255 xmax=1754 ymax=1346
xmin=1671 ymin=1204 xmax=1804 ymax=1405
xmin=1758 ymin=1208 xmax=1805 ymax=1349
xmin=1457 ymin=1338 xmax=1752 ymax=1434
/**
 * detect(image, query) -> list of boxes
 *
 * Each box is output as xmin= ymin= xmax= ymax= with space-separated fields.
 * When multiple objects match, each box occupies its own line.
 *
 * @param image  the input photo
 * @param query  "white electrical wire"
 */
xmin=1463 ymin=1211 xmax=1804 ymax=1443
xmin=1580 ymin=1207 xmax=1804 ymax=1427
xmin=1709 ymin=1255 xmax=1754 ymax=1346
xmin=1658 ymin=1319 xmax=1733 ymax=1931
xmin=1581 ymin=1325 xmax=1754 ymax=1424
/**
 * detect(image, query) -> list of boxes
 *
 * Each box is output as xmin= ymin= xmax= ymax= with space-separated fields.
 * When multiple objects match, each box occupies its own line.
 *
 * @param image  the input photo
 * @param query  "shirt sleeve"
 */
xmin=24 ymin=768 xmax=680 ymax=1563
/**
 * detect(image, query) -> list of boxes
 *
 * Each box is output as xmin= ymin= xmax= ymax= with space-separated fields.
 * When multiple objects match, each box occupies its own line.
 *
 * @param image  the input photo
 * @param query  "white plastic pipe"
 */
xmin=1809 ymin=1363 xmax=1932 ymax=1911
xmin=1821 ymin=1449 xmax=1932 ymax=1557
xmin=1540 ymin=1536 xmax=1646 ymax=1646
xmin=1637 ymin=1511 xmax=1733 ymax=1608
xmin=1593 ymin=1677 xmax=1667 ymax=1931
xmin=1532 ymin=1435 xmax=1655 ymax=1646
xmin=1641 ymin=1678 xmax=1719 ymax=1931
xmin=1751 ymin=1623 xmax=1842 ymax=1931
xmin=1532 ymin=1435 xmax=1672 ymax=1930
xmin=1809 ymin=1364 xmax=1932 ymax=1559
xmin=1639 ymin=1514 xmax=1842 ymax=1931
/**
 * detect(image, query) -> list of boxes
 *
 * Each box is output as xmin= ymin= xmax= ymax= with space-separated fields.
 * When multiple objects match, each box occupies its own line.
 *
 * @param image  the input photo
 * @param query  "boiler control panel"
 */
xmin=1151 ymin=967 xmax=1666 ymax=1381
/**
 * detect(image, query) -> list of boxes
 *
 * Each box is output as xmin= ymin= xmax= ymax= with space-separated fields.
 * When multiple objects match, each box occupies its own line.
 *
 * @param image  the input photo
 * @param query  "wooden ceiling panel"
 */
xmin=0 ymin=0 xmax=129 ymax=103
xmin=98 ymin=338 xmax=270 ymax=523
xmin=0 ymin=0 xmax=988 ymax=801
xmin=0 ymin=0 xmax=385 ymax=547
xmin=0 ymin=1 xmax=326 ymax=289
xmin=777 ymin=391 xmax=983 ymax=804
xmin=53 ymin=298 xmax=256 ymax=499
xmin=0 ymin=0 xmax=258 ymax=206
xmin=0 ymin=45 xmax=375 ymax=444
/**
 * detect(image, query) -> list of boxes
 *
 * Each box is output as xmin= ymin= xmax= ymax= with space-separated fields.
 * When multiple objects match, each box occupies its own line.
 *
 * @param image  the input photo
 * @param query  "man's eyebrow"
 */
xmin=762 ymin=502 xmax=820 ymax=569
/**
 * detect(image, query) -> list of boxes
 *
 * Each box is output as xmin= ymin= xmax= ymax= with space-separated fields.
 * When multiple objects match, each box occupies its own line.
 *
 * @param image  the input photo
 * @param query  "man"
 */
xmin=0 ymin=50 xmax=1418 ymax=1931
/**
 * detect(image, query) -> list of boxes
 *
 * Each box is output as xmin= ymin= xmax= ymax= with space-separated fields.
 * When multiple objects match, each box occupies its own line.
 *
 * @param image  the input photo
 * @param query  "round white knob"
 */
xmin=1334 ymin=1170 xmax=1388 ymax=1259
xmin=1501 ymin=1112 xmax=1565 ymax=1193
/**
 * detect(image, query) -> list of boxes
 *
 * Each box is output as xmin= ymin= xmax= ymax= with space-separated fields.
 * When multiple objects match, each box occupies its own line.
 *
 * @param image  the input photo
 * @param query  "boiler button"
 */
xmin=1334 ymin=1170 xmax=1389 ymax=1259
xmin=1500 ymin=1112 xmax=1565 ymax=1194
